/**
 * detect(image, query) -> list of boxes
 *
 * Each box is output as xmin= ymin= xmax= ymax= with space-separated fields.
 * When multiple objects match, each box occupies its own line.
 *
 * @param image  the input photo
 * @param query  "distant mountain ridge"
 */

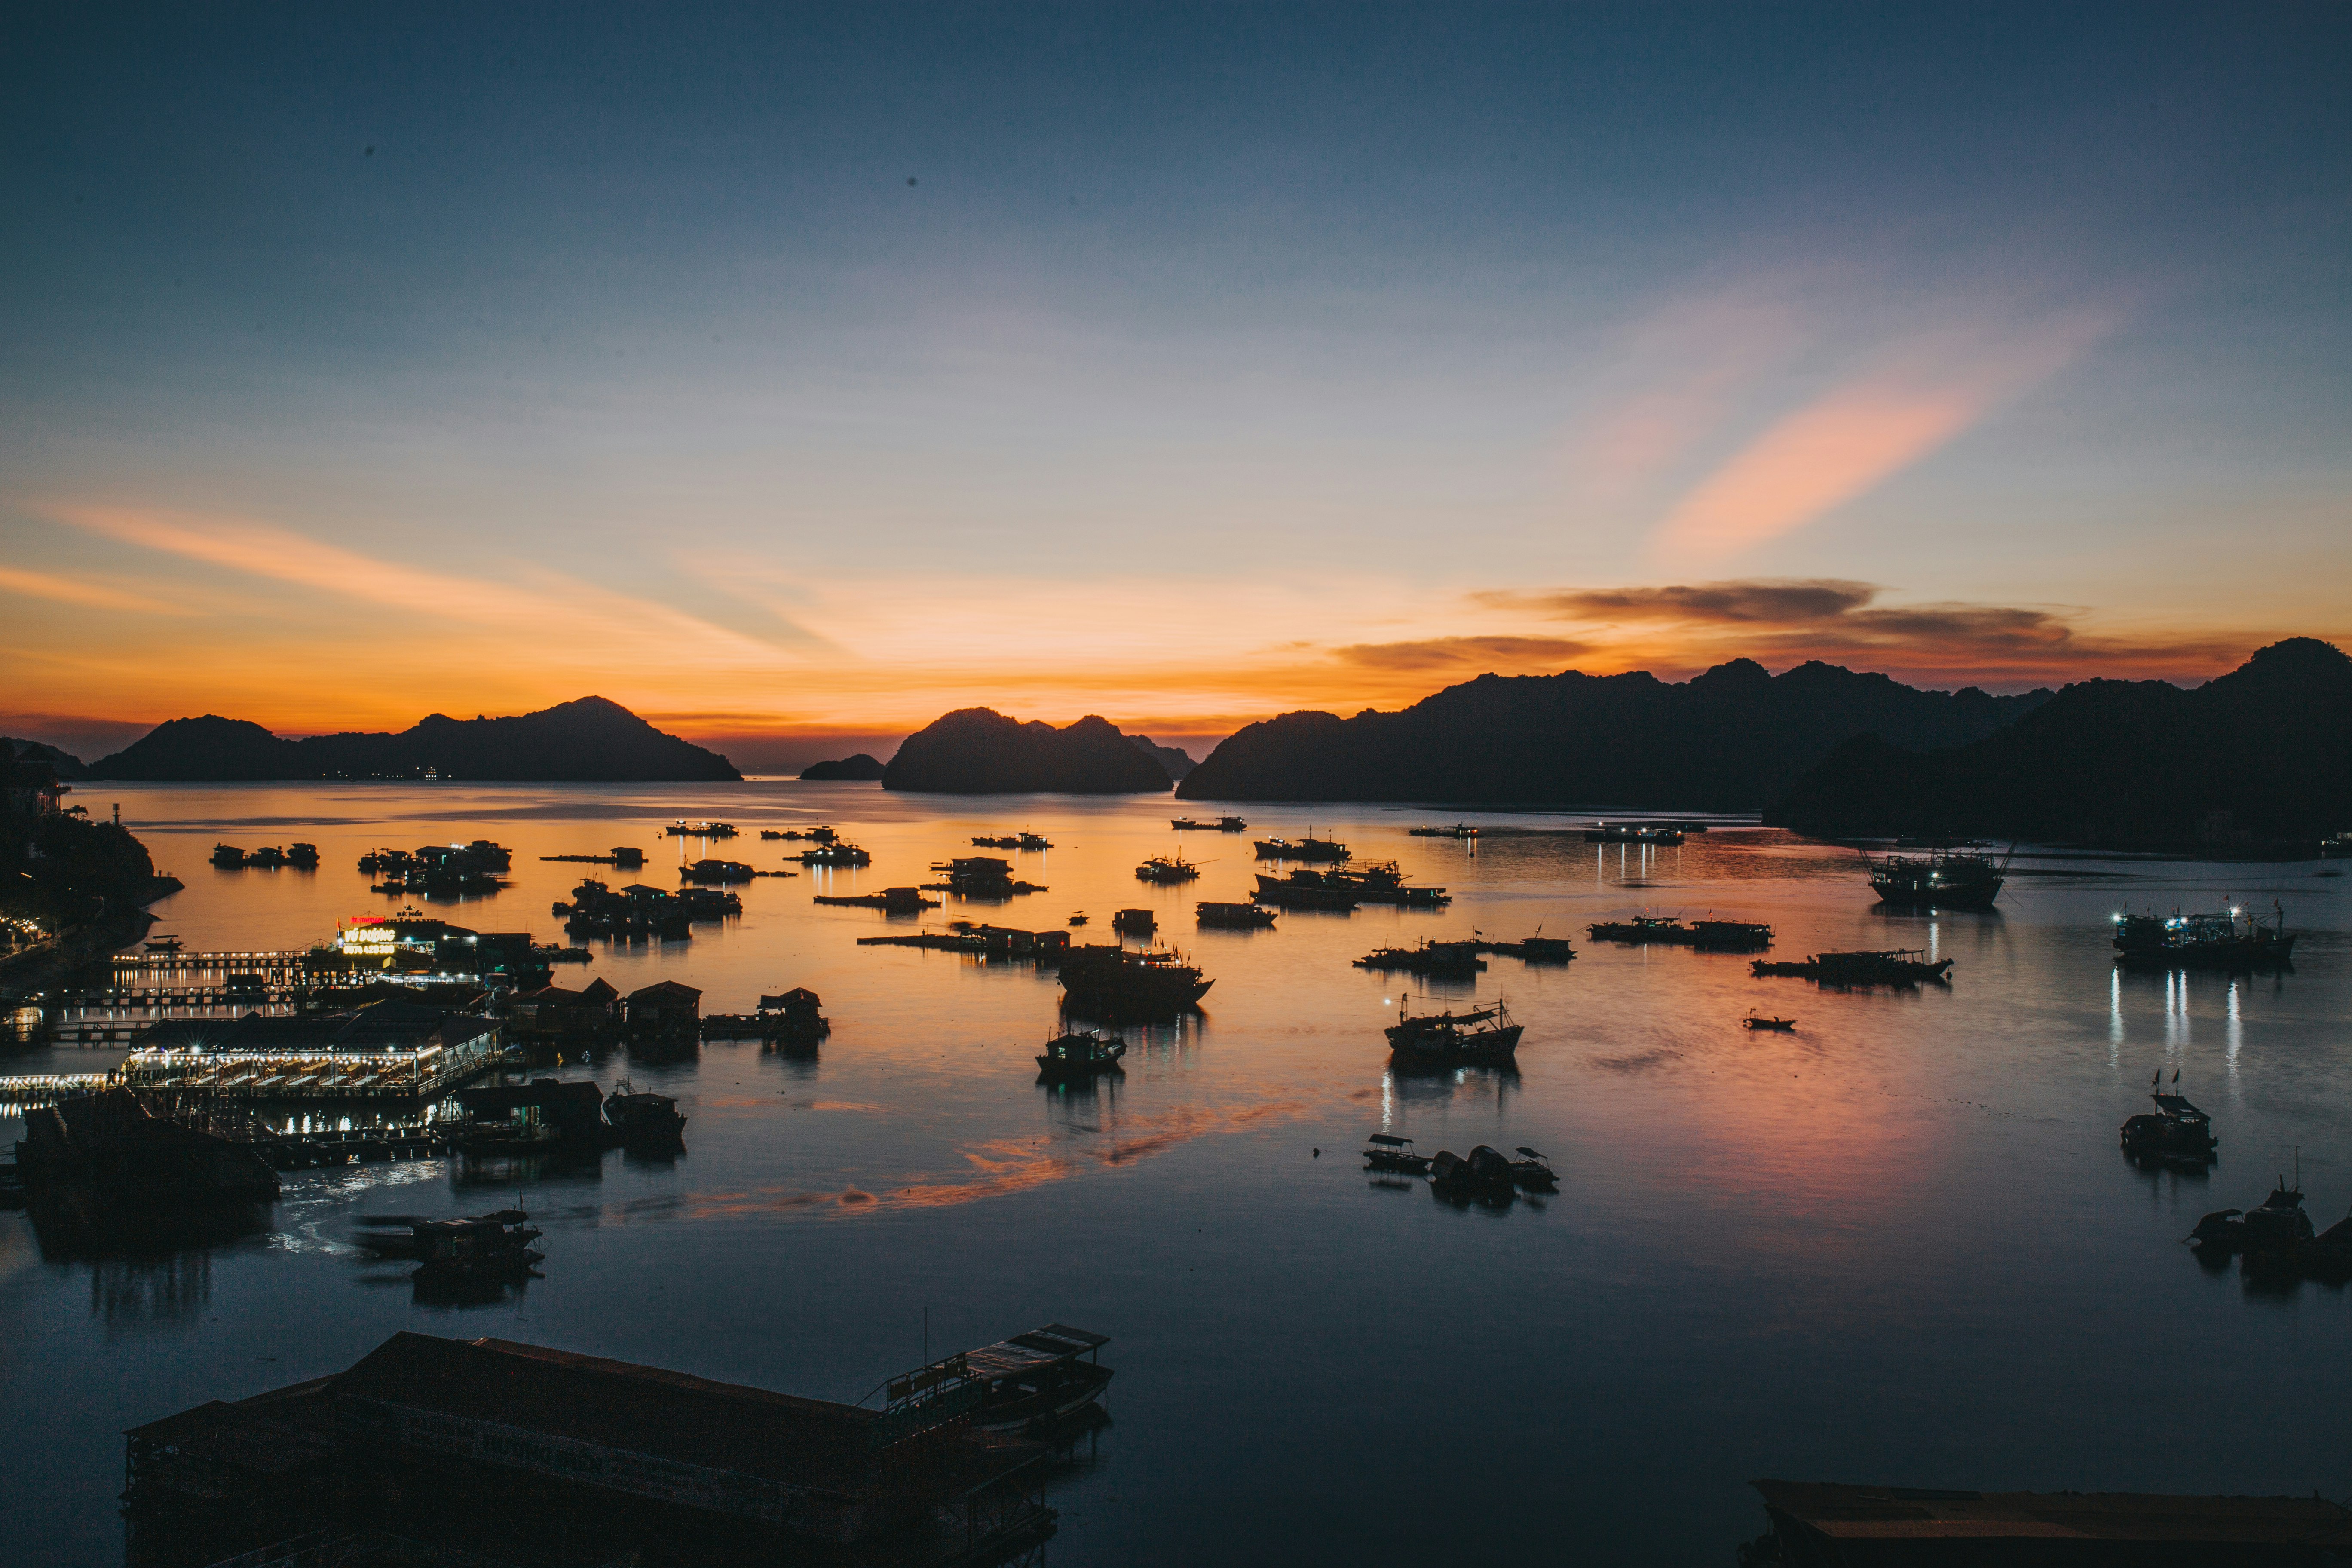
xmin=88 ymin=697 xmax=741 ymax=781
xmin=1767 ymin=638 xmax=2352 ymax=848
xmin=4 ymin=737 xmax=87 ymax=779
xmin=884 ymin=710 xmax=1173 ymax=794
xmin=1177 ymin=658 xmax=2052 ymax=809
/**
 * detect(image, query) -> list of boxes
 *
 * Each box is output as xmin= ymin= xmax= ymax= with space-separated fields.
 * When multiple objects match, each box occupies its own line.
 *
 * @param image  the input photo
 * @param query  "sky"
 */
xmin=3 ymin=3 xmax=2348 ymax=771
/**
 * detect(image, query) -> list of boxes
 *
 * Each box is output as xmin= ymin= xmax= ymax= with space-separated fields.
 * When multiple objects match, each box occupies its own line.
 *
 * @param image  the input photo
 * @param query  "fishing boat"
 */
xmin=1058 ymin=946 xmax=1212 ymax=1017
xmin=1135 ymin=854 xmax=1201 ymax=884
xmin=604 ymin=1078 xmax=688 ymax=1146
xmin=142 ymin=934 xmax=184 ymax=953
xmin=1173 ymin=816 xmax=1248 ymax=832
xmin=1865 ymin=844 xmax=2009 ymax=910
xmin=1687 ymin=919 xmax=1773 ymax=951
xmin=2113 ymin=906 xmax=2297 ymax=970
xmin=1362 ymin=1133 xmax=1431 ymax=1173
xmin=1407 ymin=823 xmax=1480 ymax=839
xmin=1354 ymin=940 xmax=1485 ymax=977
xmin=1587 ymin=915 xmax=1687 ymax=944
xmin=797 ymin=842 xmax=873 ymax=867
xmin=1067 ymin=911 xmax=1089 ymax=926
xmin=1036 ymin=1030 xmax=1126 ymax=1080
xmin=1385 ymin=999 xmax=1523 ymax=1066
xmin=1751 ymin=950 xmax=1954 ymax=986
xmin=1252 ymin=871 xmax=1362 ymax=910
xmin=2119 ymin=1088 xmax=2215 ymax=1167
xmin=1585 ymin=823 xmax=1684 ymax=845
xmin=1476 ymin=933 xmax=1577 ymax=962
xmin=1196 ymin=901 xmax=1277 ymax=928
xmin=1326 ymin=861 xmax=1450 ymax=906
xmin=665 ymin=821 xmax=739 ymax=839
xmin=1741 ymin=1015 xmax=1797 ymax=1031
xmin=1254 ymin=830 xmax=1349 ymax=863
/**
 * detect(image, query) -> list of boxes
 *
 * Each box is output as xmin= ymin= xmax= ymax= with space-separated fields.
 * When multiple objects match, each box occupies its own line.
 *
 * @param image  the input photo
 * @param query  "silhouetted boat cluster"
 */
xmin=210 ymin=842 xmax=320 ymax=869
xmin=357 ymin=839 xmax=513 ymax=895
xmin=926 ymin=855 xmax=1048 ymax=897
xmin=1364 ymin=1135 xmax=1553 ymax=1200
xmin=1587 ymin=915 xmax=1772 ymax=950
xmin=973 ymin=831 xmax=1053 ymax=850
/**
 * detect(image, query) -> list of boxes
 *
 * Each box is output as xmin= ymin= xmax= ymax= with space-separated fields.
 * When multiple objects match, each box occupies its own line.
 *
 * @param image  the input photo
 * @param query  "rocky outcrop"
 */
xmin=883 ymin=710 xmax=1173 ymax=794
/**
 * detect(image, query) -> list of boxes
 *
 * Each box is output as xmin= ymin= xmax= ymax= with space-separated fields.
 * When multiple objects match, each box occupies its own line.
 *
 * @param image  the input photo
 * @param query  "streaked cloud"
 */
xmin=0 ymin=564 xmax=180 ymax=614
xmin=1482 ymin=579 xmax=1877 ymax=625
xmin=1650 ymin=314 xmax=2116 ymax=560
xmin=1331 ymin=635 xmax=1589 ymax=672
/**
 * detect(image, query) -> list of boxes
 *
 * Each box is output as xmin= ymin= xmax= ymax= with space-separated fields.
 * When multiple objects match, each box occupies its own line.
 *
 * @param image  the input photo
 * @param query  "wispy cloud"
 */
xmin=53 ymin=505 xmax=795 ymax=671
xmin=1469 ymin=576 xmax=2265 ymax=687
xmin=1482 ymin=579 xmax=1877 ymax=624
xmin=0 ymin=564 xmax=180 ymax=614
xmin=1331 ymin=635 xmax=1589 ymax=672
xmin=1649 ymin=314 xmax=2115 ymax=560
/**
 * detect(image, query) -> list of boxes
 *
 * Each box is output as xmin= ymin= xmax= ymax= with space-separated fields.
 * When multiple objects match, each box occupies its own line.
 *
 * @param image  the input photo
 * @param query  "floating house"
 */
xmin=125 ymin=1332 xmax=1057 ymax=1568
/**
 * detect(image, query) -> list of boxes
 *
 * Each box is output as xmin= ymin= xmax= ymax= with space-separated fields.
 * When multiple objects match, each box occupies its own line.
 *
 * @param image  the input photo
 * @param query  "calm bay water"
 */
xmin=4 ymin=781 xmax=2349 ymax=1565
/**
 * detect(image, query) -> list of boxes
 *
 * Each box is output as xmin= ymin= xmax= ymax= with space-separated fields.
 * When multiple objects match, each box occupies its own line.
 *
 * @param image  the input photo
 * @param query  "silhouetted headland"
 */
xmin=884 ymin=709 xmax=1175 ymax=794
xmin=798 ymin=751 xmax=888 ymax=780
xmin=1177 ymin=658 xmax=2048 ymax=808
xmin=86 ymin=696 xmax=741 ymax=782
xmin=1766 ymin=638 xmax=2352 ymax=853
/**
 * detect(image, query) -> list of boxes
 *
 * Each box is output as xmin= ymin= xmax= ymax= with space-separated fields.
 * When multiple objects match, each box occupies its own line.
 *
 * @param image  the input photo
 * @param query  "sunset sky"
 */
xmin=4 ymin=5 xmax=2347 ymax=770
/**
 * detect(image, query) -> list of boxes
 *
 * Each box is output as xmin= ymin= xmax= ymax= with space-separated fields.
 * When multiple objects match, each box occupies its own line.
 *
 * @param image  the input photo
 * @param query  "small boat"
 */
xmin=1508 ymin=1146 xmax=1557 ymax=1191
xmin=1408 ymin=823 xmax=1480 ymax=839
xmin=1196 ymin=901 xmax=1277 ymax=929
xmin=1385 ymin=999 xmax=1523 ymax=1066
xmin=1037 ymin=1030 xmax=1126 ymax=1079
xmin=2193 ymin=1175 xmax=2314 ymax=1257
xmin=355 ymin=1209 xmax=540 ymax=1262
xmin=142 ymin=934 xmax=184 ymax=953
xmin=1068 ymin=911 xmax=1089 ymax=926
xmin=796 ymin=842 xmax=873 ymax=867
xmin=604 ymin=1078 xmax=687 ymax=1146
xmin=665 ymin=820 xmax=739 ymax=838
xmin=1742 ymin=1016 xmax=1797 ymax=1031
xmin=211 ymin=844 xmax=246 ymax=868
xmin=961 ymin=1325 xmax=1115 ymax=1432
xmin=2120 ymin=1087 xmax=2216 ymax=1167
xmin=1112 ymin=908 xmax=1156 ymax=935
xmin=1135 ymin=854 xmax=1201 ymax=884
xmin=1252 ymin=871 xmax=1362 ymax=910
xmin=1363 ymin=1133 xmax=1431 ymax=1173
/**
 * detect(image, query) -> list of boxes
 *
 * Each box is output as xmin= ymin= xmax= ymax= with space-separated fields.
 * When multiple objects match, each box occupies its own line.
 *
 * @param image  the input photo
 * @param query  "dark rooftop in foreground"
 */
xmin=1753 ymin=1479 xmax=2352 ymax=1565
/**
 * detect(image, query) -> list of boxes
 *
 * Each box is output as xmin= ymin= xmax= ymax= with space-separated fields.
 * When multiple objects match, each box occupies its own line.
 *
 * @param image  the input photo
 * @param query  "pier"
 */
xmin=116 ymin=1030 xmax=508 ymax=1099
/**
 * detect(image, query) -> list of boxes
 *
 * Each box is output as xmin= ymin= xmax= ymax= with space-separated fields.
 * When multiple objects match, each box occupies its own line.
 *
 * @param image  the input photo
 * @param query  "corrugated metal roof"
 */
xmin=963 ymin=1325 xmax=1109 ymax=1381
